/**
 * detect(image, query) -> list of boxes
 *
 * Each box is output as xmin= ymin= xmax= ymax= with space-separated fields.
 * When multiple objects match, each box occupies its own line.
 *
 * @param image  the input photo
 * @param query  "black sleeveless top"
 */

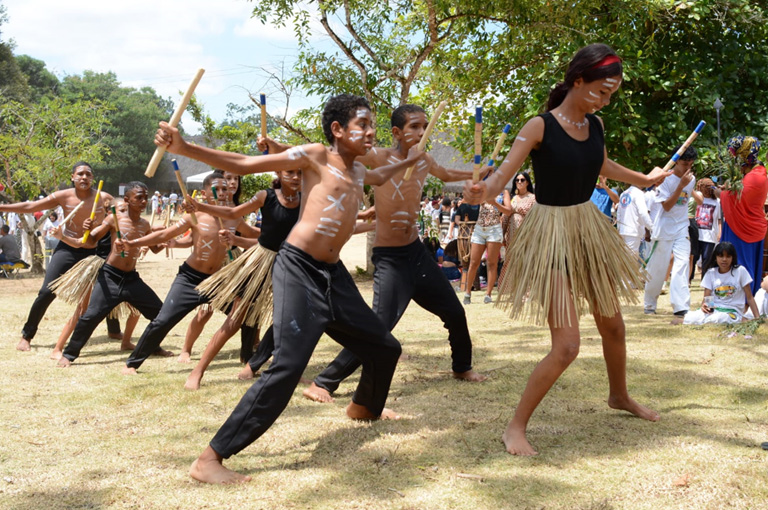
xmin=256 ymin=188 xmax=300 ymax=251
xmin=96 ymin=232 xmax=112 ymax=258
xmin=530 ymin=112 xmax=605 ymax=206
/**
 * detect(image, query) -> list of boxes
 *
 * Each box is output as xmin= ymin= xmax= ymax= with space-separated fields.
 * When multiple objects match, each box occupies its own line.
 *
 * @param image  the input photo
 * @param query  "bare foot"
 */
xmin=237 ymin=365 xmax=255 ymax=380
xmin=152 ymin=347 xmax=174 ymax=358
xmin=399 ymin=352 xmax=410 ymax=361
xmin=120 ymin=341 xmax=136 ymax=351
xmin=453 ymin=369 xmax=488 ymax=382
xmin=299 ymin=377 xmax=312 ymax=386
xmin=177 ymin=352 xmax=192 ymax=364
xmin=56 ymin=357 xmax=72 ymax=368
xmin=121 ymin=366 xmax=137 ymax=375
xmin=502 ymin=423 xmax=538 ymax=456
xmin=108 ymin=332 xmax=123 ymax=340
xmin=670 ymin=317 xmax=684 ymax=325
xmin=608 ymin=395 xmax=660 ymax=422
xmin=16 ymin=338 xmax=31 ymax=352
xmin=50 ymin=349 xmax=63 ymax=360
xmin=346 ymin=401 xmax=400 ymax=420
xmin=185 ymin=371 xmax=202 ymax=391
xmin=189 ymin=446 xmax=251 ymax=485
xmin=302 ymin=382 xmax=334 ymax=403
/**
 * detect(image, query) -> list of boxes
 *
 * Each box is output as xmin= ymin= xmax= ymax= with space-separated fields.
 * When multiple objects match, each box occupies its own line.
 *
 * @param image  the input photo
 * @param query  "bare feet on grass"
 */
xmin=237 ymin=365 xmax=256 ymax=380
xmin=16 ymin=338 xmax=30 ymax=351
xmin=177 ymin=351 xmax=192 ymax=363
xmin=502 ymin=423 xmax=538 ymax=456
xmin=120 ymin=341 xmax=136 ymax=351
xmin=184 ymin=371 xmax=202 ymax=391
xmin=608 ymin=395 xmax=660 ymax=422
xmin=302 ymin=382 xmax=334 ymax=403
xmin=670 ymin=317 xmax=684 ymax=325
xmin=453 ymin=369 xmax=488 ymax=382
xmin=121 ymin=366 xmax=137 ymax=375
xmin=56 ymin=357 xmax=71 ymax=368
xmin=346 ymin=401 xmax=400 ymax=420
xmin=152 ymin=347 xmax=174 ymax=358
xmin=190 ymin=446 xmax=251 ymax=484
xmin=50 ymin=349 xmax=63 ymax=360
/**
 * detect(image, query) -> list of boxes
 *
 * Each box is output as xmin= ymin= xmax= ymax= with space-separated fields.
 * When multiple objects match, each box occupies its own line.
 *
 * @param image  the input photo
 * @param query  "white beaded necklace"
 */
xmin=282 ymin=190 xmax=299 ymax=203
xmin=557 ymin=112 xmax=589 ymax=130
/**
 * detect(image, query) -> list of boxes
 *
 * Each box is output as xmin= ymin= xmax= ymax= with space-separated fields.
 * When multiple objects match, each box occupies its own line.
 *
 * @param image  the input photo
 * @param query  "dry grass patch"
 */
xmin=0 ymin=241 xmax=767 ymax=509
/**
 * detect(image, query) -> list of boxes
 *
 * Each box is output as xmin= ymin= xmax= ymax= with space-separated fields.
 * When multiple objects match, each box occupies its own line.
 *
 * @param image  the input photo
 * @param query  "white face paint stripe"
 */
xmin=320 ymin=217 xmax=342 ymax=225
xmin=589 ymin=91 xmax=599 ymax=98
xmin=392 ymin=211 xmax=409 ymax=216
xmin=372 ymin=147 xmax=378 ymax=154
xmin=390 ymin=219 xmax=410 ymax=224
xmin=605 ymin=77 xmax=618 ymax=83
xmin=356 ymin=109 xmax=370 ymax=118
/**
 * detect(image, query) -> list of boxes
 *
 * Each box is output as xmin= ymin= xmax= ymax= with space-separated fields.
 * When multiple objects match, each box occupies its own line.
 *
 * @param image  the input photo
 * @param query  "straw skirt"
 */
xmin=196 ymin=243 xmax=276 ymax=329
xmin=497 ymin=201 xmax=644 ymax=327
xmin=48 ymin=255 xmax=138 ymax=319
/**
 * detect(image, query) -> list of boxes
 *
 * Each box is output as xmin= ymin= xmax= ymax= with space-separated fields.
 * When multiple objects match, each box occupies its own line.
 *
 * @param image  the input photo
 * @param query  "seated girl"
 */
xmin=441 ymin=239 xmax=461 ymax=281
xmin=677 ymin=242 xmax=759 ymax=325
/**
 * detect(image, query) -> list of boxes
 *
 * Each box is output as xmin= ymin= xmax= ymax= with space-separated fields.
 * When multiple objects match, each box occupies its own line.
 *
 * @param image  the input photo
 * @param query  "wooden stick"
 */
xmin=61 ymin=201 xmax=85 ymax=226
xmin=472 ymin=106 xmax=483 ymax=182
xmin=662 ymin=121 xmax=707 ymax=172
xmin=145 ymin=68 xmax=206 ymax=178
xmin=259 ymin=93 xmax=268 ymax=155
xmin=211 ymin=187 xmax=234 ymax=261
xmin=110 ymin=206 xmax=125 ymax=258
xmin=171 ymin=159 xmax=198 ymax=225
xmin=487 ymin=123 xmax=512 ymax=167
xmin=403 ymin=100 xmax=448 ymax=180
xmin=81 ymin=180 xmax=104 ymax=243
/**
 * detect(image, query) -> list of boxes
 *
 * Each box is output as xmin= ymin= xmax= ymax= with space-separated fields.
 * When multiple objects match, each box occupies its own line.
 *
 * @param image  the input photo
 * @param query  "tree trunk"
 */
xmin=18 ymin=214 xmax=45 ymax=275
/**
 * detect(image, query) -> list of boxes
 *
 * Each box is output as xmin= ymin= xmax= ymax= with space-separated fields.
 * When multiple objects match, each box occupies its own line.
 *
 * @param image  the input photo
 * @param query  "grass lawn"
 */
xmin=1 ymin=235 xmax=767 ymax=509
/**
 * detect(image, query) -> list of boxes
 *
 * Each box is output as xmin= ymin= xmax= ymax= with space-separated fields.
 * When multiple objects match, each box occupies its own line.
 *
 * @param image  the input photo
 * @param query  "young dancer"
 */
xmin=119 ymin=172 xmax=251 ymax=374
xmin=675 ymin=242 xmax=759 ymax=324
xmin=57 ymin=182 xmax=163 ymax=367
xmin=270 ymin=104 xmax=488 ymax=404
xmin=182 ymin=168 xmax=301 ymax=390
xmin=463 ymin=43 xmax=668 ymax=456
xmin=0 ymin=162 xmax=114 ymax=351
xmin=153 ymin=93 xmax=427 ymax=483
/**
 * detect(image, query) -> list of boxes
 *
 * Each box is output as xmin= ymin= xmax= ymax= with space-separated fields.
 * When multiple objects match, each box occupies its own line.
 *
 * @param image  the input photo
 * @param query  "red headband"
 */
xmin=593 ymin=55 xmax=622 ymax=68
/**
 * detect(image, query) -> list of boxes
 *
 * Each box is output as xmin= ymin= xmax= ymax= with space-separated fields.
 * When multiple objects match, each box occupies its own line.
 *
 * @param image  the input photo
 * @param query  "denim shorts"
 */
xmin=470 ymin=223 xmax=503 ymax=245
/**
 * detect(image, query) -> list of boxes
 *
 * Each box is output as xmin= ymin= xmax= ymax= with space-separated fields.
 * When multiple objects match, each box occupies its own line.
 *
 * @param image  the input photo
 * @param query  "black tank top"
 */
xmin=96 ymin=232 xmax=112 ymax=258
xmin=530 ymin=112 xmax=604 ymax=206
xmin=256 ymin=188 xmax=300 ymax=251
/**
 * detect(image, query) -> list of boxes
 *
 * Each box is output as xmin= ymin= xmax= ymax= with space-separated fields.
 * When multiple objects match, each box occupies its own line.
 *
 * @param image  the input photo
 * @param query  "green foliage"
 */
xmin=0 ymin=97 xmax=110 ymax=201
xmin=241 ymin=174 xmax=274 ymax=202
xmin=58 ymin=71 xmax=174 ymax=191
xmin=15 ymin=55 xmax=59 ymax=102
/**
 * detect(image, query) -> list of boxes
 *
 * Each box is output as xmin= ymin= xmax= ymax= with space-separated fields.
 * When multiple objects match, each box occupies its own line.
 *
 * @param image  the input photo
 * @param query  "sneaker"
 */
xmin=483 ymin=295 xmax=493 ymax=304
xmin=673 ymin=310 xmax=688 ymax=317
xmin=463 ymin=294 xmax=471 ymax=305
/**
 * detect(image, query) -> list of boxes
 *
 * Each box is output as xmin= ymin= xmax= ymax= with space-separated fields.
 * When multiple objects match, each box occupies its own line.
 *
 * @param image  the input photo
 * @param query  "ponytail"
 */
xmin=546 ymin=82 xmax=570 ymax=111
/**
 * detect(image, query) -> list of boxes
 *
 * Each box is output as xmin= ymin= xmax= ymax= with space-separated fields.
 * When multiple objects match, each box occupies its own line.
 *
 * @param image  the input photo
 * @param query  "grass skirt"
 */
xmin=48 ymin=255 xmax=138 ymax=319
xmin=196 ymin=243 xmax=276 ymax=329
xmin=497 ymin=201 xmax=644 ymax=327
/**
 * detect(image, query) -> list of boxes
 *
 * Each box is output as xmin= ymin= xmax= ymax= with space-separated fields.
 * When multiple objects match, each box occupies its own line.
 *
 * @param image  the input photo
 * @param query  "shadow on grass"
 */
xmin=4 ymin=487 xmax=114 ymax=510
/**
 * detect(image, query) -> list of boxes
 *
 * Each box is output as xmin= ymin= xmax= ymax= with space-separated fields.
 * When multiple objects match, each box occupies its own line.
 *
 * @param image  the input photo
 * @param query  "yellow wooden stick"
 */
xmin=81 ymin=180 xmax=104 ymax=243
xmin=403 ymin=100 xmax=448 ymax=180
xmin=172 ymin=159 xmax=198 ymax=225
xmin=145 ymin=68 xmax=205 ymax=177
xmin=472 ymin=107 xmax=483 ymax=182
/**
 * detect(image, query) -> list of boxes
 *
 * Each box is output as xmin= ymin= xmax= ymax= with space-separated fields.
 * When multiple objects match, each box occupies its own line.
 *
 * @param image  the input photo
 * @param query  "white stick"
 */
xmin=403 ymin=101 xmax=448 ymax=180
xmin=145 ymin=69 xmax=206 ymax=177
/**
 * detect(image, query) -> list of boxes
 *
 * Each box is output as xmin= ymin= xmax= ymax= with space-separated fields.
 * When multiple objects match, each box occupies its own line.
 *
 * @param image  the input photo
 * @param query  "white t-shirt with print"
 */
xmin=701 ymin=265 xmax=752 ymax=311
xmin=650 ymin=173 xmax=695 ymax=240
xmin=695 ymin=197 xmax=721 ymax=244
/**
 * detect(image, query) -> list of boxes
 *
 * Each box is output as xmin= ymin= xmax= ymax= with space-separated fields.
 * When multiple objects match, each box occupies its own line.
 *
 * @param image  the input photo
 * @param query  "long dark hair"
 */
xmin=512 ymin=171 xmax=534 ymax=195
xmin=703 ymin=241 xmax=739 ymax=276
xmin=547 ymin=43 xmax=623 ymax=111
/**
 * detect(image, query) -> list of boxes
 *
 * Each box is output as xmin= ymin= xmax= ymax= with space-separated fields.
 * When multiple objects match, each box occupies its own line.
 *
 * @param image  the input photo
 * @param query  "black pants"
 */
xmin=313 ymin=239 xmax=474 ymax=394
xmin=247 ymin=325 xmax=275 ymax=373
xmin=22 ymin=243 xmax=100 ymax=341
xmin=62 ymin=264 xmax=163 ymax=361
xmin=209 ymin=243 xmax=401 ymax=458
xmin=126 ymin=263 xmax=211 ymax=369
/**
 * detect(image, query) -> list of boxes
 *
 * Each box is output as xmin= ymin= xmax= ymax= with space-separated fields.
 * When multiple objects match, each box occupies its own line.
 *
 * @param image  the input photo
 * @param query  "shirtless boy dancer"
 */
xmin=120 ymin=172 xmax=250 ymax=374
xmin=0 ymin=162 xmax=114 ymax=352
xmin=270 ymin=104 xmax=488 ymax=403
xmin=154 ymin=93 xmax=426 ymax=484
xmin=57 ymin=182 xmax=164 ymax=366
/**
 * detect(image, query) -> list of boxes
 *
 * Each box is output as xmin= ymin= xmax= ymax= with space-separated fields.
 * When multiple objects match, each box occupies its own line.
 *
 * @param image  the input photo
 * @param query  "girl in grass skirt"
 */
xmin=463 ymin=43 xmax=671 ymax=456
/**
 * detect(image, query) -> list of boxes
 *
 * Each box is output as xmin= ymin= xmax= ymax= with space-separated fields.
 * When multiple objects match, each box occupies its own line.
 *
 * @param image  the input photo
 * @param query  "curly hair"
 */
xmin=321 ymin=94 xmax=371 ymax=144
